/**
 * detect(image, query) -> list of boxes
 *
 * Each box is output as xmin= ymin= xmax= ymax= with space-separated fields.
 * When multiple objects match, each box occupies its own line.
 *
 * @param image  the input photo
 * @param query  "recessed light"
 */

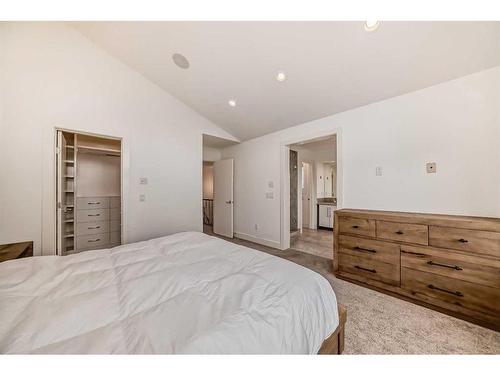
xmin=172 ymin=53 xmax=190 ymax=69
xmin=228 ymin=100 xmax=236 ymax=107
xmin=364 ymin=20 xmax=380 ymax=32
xmin=276 ymin=71 xmax=286 ymax=82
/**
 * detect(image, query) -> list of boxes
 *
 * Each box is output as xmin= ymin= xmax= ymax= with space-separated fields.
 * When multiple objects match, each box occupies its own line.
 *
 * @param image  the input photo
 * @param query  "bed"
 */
xmin=0 ymin=232 xmax=344 ymax=354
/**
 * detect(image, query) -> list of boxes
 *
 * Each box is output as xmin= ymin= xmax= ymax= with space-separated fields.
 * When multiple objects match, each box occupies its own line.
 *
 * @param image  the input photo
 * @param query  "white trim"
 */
xmin=280 ymin=127 xmax=343 ymax=250
xmin=234 ymin=232 xmax=281 ymax=250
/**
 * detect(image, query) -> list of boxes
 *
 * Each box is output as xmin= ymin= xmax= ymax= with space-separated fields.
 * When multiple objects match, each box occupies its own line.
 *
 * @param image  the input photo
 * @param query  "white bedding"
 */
xmin=0 ymin=232 xmax=338 ymax=354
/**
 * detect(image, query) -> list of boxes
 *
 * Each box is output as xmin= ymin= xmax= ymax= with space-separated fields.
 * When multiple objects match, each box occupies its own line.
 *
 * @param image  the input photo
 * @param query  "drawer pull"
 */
xmin=352 ymin=225 xmax=359 ymax=229
xmin=87 ymin=226 xmax=101 ymax=229
xmin=353 ymin=246 xmax=376 ymax=254
xmin=457 ymin=238 xmax=468 ymax=243
xmin=427 ymin=284 xmax=464 ymax=297
xmin=88 ymin=214 xmax=100 ymax=217
xmin=88 ymin=239 xmax=101 ymax=243
xmin=396 ymin=230 xmax=404 ymax=235
xmin=427 ymin=260 xmax=463 ymax=271
xmin=355 ymin=265 xmax=376 ymax=273
xmin=87 ymin=202 xmax=101 ymax=205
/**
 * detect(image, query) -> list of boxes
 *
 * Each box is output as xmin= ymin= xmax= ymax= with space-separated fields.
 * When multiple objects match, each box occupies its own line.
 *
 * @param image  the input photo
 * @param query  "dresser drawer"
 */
xmin=377 ymin=221 xmax=428 ymax=245
xmin=401 ymin=245 xmax=500 ymax=288
xmin=401 ymin=268 xmax=500 ymax=317
xmin=339 ymin=235 xmax=400 ymax=264
xmin=76 ymin=221 xmax=109 ymax=236
xmin=76 ymin=197 xmax=109 ymax=210
xmin=429 ymin=226 xmax=500 ymax=257
xmin=76 ymin=233 xmax=109 ymax=250
xmin=338 ymin=217 xmax=376 ymax=237
xmin=110 ymin=196 xmax=121 ymax=209
xmin=76 ymin=208 xmax=109 ymax=223
xmin=339 ymin=253 xmax=400 ymax=286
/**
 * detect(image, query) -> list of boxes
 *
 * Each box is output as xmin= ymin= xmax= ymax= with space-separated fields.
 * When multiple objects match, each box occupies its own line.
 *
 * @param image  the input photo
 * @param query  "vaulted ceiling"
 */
xmin=72 ymin=21 xmax=500 ymax=141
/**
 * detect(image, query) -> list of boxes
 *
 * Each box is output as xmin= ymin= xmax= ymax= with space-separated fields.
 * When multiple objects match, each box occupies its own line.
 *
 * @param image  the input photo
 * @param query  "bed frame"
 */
xmin=318 ymin=304 xmax=347 ymax=354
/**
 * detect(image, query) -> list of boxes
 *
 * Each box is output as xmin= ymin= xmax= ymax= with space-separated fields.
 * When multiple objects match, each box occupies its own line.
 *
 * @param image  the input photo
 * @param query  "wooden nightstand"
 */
xmin=0 ymin=241 xmax=33 ymax=263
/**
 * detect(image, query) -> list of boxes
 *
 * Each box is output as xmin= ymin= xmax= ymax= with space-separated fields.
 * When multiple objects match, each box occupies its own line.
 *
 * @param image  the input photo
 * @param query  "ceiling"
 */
xmin=203 ymin=134 xmax=239 ymax=148
xmin=72 ymin=22 xmax=500 ymax=141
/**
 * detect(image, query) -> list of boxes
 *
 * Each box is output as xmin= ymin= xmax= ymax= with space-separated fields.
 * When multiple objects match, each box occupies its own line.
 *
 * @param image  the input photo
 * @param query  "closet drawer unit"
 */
xmin=76 ymin=233 xmax=109 ymax=251
xmin=401 ymin=268 xmax=500 ymax=318
xmin=401 ymin=245 xmax=500 ymax=288
xmin=76 ymin=208 xmax=109 ymax=223
xmin=109 ymin=231 xmax=121 ymax=246
xmin=76 ymin=197 xmax=109 ymax=210
xmin=338 ymin=217 xmax=376 ymax=237
xmin=377 ymin=220 xmax=428 ymax=245
xmin=109 ymin=208 xmax=121 ymax=221
xmin=429 ymin=226 xmax=500 ymax=258
xmin=109 ymin=220 xmax=121 ymax=232
xmin=339 ymin=253 xmax=400 ymax=286
xmin=110 ymin=196 xmax=121 ymax=209
xmin=76 ymin=221 xmax=109 ymax=236
xmin=339 ymin=235 xmax=400 ymax=264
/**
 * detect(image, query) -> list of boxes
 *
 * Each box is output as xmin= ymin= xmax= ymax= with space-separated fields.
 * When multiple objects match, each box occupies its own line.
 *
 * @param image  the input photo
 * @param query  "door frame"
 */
xmin=53 ymin=127 xmax=124 ymax=256
xmin=279 ymin=128 xmax=342 ymax=250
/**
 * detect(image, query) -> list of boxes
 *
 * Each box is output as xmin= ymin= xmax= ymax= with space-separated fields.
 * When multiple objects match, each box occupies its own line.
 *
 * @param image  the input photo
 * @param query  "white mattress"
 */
xmin=0 ymin=232 xmax=339 ymax=354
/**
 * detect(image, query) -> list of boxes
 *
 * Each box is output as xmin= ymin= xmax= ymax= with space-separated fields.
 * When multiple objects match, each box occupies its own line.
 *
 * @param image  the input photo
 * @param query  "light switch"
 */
xmin=139 ymin=194 xmax=146 ymax=202
xmin=426 ymin=162 xmax=437 ymax=173
xmin=375 ymin=166 xmax=383 ymax=176
xmin=268 ymin=181 xmax=274 ymax=188
xmin=139 ymin=178 xmax=148 ymax=185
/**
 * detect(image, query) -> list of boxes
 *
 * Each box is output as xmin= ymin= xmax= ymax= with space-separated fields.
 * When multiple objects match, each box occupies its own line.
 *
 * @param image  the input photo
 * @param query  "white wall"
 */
xmin=203 ymin=146 xmax=222 ymax=162
xmin=222 ymin=66 xmax=500 ymax=248
xmin=0 ymin=22 xmax=238 ymax=255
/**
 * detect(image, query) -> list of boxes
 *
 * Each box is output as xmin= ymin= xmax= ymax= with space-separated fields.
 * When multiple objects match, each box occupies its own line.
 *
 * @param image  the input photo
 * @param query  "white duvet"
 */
xmin=0 ymin=232 xmax=338 ymax=354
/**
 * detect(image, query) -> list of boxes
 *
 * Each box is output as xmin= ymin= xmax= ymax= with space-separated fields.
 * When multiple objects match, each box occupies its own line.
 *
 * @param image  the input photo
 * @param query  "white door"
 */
xmin=213 ymin=158 xmax=234 ymax=238
xmin=56 ymin=130 xmax=64 ymax=255
xmin=301 ymin=162 xmax=312 ymax=228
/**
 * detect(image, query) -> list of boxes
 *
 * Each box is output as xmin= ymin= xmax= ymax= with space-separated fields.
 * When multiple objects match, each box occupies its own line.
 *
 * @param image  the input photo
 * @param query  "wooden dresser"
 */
xmin=333 ymin=209 xmax=500 ymax=330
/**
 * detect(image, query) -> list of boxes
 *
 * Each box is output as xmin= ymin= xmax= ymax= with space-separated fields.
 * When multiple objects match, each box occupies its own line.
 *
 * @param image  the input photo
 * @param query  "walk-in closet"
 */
xmin=56 ymin=130 xmax=122 ymax=255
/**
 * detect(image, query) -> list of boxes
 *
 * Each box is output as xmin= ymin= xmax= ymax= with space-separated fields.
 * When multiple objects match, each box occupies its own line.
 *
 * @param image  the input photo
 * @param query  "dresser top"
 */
xmin=336 ymin=209 xmax=500 ymax=232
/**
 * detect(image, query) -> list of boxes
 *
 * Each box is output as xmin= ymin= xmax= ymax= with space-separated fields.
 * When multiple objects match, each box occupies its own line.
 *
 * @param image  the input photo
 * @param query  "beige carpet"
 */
xmin=205 ymin=227 xmax=500 ymax=354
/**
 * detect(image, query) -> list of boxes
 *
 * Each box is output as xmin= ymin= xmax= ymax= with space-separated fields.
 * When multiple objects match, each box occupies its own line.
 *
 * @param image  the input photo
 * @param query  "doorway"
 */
xmin=55 ymin=129 xmax=122 ymax=256
xmin=202 ymin=134 xmax=238 ymax=238
xmin=286 ymin=134 xmax=338 ymax=259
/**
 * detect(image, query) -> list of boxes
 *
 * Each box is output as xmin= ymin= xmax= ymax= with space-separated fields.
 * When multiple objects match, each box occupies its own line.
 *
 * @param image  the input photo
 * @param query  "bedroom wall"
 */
xmin=0 ymin=22 xmax=238 ymax=256
xmin=222 ymin=66 xmax=500 ymax=248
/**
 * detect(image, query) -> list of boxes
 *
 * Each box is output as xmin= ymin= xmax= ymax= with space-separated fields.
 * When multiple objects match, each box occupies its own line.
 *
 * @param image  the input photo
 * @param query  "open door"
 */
xmin=213 ymin=158 xmax=234 ymax=238
xmin=302 ymin=162 xmax=312 ymax=229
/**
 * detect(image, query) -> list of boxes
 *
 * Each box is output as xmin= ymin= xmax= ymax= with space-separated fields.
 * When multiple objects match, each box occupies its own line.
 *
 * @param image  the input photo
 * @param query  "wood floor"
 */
xmin=202 ymin=225 xmax=500 ymax=354
xmin=290 ymin=228 xmax=333 ymax=259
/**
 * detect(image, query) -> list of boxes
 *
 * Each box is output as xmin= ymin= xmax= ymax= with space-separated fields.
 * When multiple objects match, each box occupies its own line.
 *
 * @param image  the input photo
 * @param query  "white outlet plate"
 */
xmin=375 ymin=166 xmax=383 ymax=176
xmin=266 ymin=192 xmax=274 ymax=199
xmin=139 ymin=178 xmax=148 ymax=185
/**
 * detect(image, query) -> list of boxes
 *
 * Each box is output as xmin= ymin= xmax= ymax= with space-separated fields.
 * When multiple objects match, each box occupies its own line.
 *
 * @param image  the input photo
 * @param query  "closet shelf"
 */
xmin=64 ymin=219 xmax=74 ymax=223
xmin=63 ymin=160 xmax=75 ymax=164
xmin=65 ymin=145 xmax=74 ymax=149
xmin=77 ymin=145 xmax=120 ymax=155
xmin=64 ymin=175 xmax=74 ymax=178
xmin=64 ymin=234 xmax=74 ymax=238
xmin=64 ymin=190 xmax=74 ymax=193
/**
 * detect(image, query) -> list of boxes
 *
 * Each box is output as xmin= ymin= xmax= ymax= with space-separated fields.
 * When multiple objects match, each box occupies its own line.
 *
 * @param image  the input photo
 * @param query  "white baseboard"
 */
xmin=234 ymin=232 xmax=282 ymax=250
